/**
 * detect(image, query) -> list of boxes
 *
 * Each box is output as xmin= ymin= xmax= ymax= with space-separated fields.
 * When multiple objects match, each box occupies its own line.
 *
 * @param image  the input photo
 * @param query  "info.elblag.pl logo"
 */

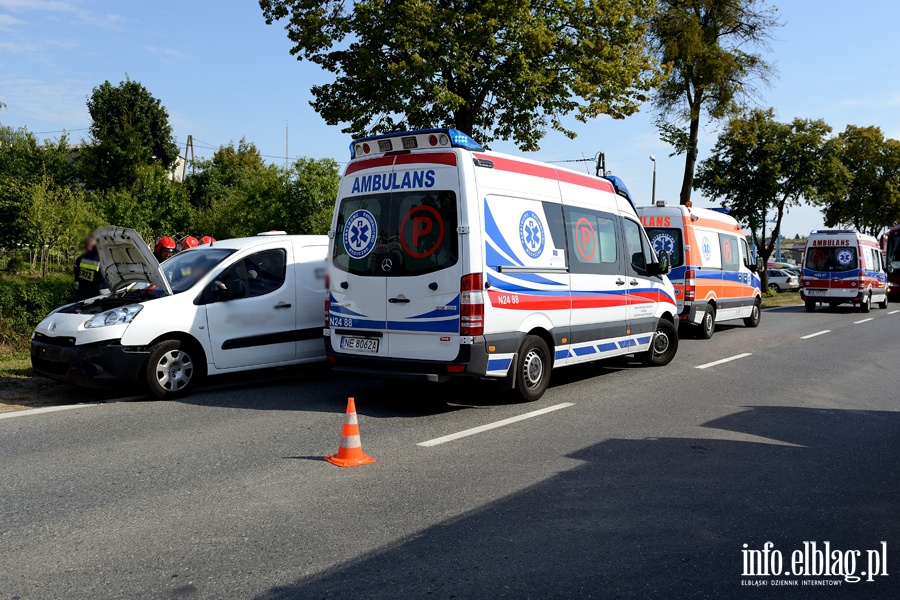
xmin=741 ymin=541 xmax=888 ymax=586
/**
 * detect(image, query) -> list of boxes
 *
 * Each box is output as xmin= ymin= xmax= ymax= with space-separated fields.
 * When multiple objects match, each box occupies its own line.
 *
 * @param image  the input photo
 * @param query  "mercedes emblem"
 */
xmin=381 ymin=258 xmax=393 ymax=272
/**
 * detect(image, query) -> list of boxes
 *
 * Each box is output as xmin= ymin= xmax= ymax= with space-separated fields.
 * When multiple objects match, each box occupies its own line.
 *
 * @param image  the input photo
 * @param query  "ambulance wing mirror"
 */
xmin=656 ymin=251 xmax=671 ymax=275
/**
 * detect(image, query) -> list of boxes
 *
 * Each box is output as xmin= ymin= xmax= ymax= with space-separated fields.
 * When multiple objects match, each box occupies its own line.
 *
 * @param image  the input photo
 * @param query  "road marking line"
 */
xmin=889 ymin=310 xmax=900 ymax=315
xmin=0 ymin=403 xmax=99 ymax=420
xmin=418 ymin=403 xmax=574 ymax=447
xmin=694 ymin=353 xmax=752 ymax=370
xmin=800 ymin=330 xmax=831 ymax=340
xmin=854 ymin=318 xmax=874 ymax=324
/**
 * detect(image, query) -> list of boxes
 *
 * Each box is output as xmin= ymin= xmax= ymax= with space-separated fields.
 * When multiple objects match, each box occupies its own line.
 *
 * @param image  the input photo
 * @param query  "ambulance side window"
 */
xmin=740 ymin=238 xmax=752 ymax=269
xmin=622 ymin=218 xmax=653 ymax=276
xmin=720 ymin=234 xmax=740 ymax=271
xmin=563 ymin=207 xmax=619 ymax=275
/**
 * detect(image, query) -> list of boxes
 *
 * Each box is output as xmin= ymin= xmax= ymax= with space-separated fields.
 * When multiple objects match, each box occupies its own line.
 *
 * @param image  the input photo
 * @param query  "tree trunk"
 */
xmin=679 ymin=108 xmax=701 ymax=205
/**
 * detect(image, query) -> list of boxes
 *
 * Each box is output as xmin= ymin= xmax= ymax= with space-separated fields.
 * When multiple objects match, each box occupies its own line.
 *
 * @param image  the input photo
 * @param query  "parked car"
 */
xmin=767 ymin=268 xmax=799 ymax=292
xmin=31 ymin=227 xmax=328 ymax=398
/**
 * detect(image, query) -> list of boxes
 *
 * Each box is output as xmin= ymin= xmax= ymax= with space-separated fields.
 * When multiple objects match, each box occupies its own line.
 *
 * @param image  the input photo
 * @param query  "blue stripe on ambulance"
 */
xmin=483 ymin=199 xmax=524 ymax=267
xmin=406 ymin=295 xmax=460 ymax=319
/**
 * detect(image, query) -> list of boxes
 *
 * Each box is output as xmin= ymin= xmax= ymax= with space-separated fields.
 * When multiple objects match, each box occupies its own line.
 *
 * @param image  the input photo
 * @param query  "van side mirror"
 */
xmin=745 ymin=261 xmax=758 ymax=273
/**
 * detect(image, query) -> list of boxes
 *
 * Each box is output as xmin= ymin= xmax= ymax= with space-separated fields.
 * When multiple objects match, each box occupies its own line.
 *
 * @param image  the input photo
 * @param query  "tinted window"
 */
xmin=887 ymin=235 xmax=900 ymax=270
xmin=163 ymin=248 xmax=235 ymax=293
xmin=564 ymin=207 xmax=619 ymax=275
xmin=623 ymin=218 xmax=653 ymax=275
xmin=720 ymin=234 xmax=740 ymax=271
xmin=645 ymin=227 xmax=685 ymax=268
xmin=805 ymin=246 xmax=858 ymax=272
xmin=740 ymin=238 xmax=753 ymax=268
xmin=333 ymin=191 xmax=458 ymax=277
xmin=218 ymin=249 xmax=286 ymax=298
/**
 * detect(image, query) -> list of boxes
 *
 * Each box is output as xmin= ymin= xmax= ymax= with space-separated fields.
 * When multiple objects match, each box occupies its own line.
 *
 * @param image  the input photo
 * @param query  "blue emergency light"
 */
xmin=709 ymin=207 xmax=731 ymax=214
xmin=600 ymin=175 xmax=636 ymax=210
xmin=350 ymin=128 xmax=484 ymax=158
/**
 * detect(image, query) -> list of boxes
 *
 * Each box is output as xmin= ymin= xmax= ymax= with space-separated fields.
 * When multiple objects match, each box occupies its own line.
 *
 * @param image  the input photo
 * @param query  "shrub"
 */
xmin=0 ymin=274 xmax=74 ymax=352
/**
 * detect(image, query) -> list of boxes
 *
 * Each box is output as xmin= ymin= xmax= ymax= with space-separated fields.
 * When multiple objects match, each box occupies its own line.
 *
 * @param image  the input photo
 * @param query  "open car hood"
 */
xmin=95 ymin=226 xmax=173 ymax=295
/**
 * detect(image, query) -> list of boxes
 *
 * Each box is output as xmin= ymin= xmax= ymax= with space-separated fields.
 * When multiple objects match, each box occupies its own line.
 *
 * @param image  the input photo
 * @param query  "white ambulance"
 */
xmin=325 ymin=128 xmax=678 ymax=401
xmin=800 ymin=229 xmax=888 ymax=312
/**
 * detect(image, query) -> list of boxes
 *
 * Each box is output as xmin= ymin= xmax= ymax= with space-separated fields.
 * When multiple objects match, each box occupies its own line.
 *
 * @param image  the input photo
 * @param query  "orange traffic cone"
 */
xmin=325 ymin=397 xmax=376 ymax=467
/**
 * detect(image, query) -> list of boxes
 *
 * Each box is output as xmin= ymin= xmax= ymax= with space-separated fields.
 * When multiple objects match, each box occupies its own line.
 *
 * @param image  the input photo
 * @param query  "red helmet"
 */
xmin=181 ymin=236 xmax=200 ymax=249
xmin=155 ymin=236 xmax=176 ymax=253
xmin=200 ymin=236 xmax=216 ymax=245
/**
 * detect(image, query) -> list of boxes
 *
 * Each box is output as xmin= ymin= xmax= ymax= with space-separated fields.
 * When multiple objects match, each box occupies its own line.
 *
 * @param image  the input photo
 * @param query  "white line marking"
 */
xmin=889 ymin=310 xmax=900 ymax=315
xmin=800 ymin=330 xmax=831 ymax=340
xmin=0 ymin=403 xmax=99 ymax=420
xmin=854 ymin=318 xmax=874 ymax=324
xmin=418 ymin=403 xmax=574 ymax=447
xmin=694 ymin=353 xmax=753 ymax=370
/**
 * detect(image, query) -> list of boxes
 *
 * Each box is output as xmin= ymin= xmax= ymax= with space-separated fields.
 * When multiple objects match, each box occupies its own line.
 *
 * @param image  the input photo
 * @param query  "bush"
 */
xmin=0 ymin=274 xmax=74 ymax=352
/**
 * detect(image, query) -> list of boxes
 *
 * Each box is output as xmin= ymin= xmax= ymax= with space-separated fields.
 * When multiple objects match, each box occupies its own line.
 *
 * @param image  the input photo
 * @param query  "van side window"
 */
xmin=564 ymin=207 xmax=619 ymax=275
xmin=219 ymin=249 xmax=287 ymax=298
xmin=623 ymin=218 xmax=653 ymax=275
xmin=541 ymin=202 xmax=568 ymax=268
xmin=720 ymin=234 xmax=740 ymax=271
xmin=740 ymin=238 xmax=752 ymax=268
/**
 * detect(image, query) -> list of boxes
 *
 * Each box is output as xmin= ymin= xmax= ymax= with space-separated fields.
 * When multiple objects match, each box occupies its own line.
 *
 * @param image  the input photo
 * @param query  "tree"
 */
xmin=80 ymin=78 xmax=180 ymax=190
xmin=695 ymin=109 xmax=836 ymax=289
xmin=281 ymin=157 xmax=339 ymax=235
xmin=818 ymin=126 xmax=900 ymax=236
xmin=649 ymin=0 xmax=779 ymax=205
xmin=260 ymin=0 xmax=659 ymax=150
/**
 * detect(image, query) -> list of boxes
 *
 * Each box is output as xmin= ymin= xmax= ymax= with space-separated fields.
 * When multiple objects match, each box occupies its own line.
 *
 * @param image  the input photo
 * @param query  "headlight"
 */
xmin=84 ymin=305 xmax=143 ymax=328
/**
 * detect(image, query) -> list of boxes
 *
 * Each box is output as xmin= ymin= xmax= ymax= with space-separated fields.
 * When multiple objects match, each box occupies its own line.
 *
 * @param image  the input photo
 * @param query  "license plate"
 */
xmin=806 ymin=289 xmax=826 ymax=296
xmin=39 ymin=346 xmax=60 ymax=361
xmin=340 ymin=337 xmax=379 ymax=353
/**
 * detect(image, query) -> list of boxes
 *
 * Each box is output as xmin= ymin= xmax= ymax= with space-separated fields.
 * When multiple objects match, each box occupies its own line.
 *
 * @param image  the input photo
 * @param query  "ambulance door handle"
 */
xmin=340 ymin=281 xmax=348 ymax=289
xmin=389 ymin=297 xmax=410 ymax=304
xmin=616 ymin=278 xmax=626 ymax=286
xmin=274 ymin=302 xmax=292 ymax=309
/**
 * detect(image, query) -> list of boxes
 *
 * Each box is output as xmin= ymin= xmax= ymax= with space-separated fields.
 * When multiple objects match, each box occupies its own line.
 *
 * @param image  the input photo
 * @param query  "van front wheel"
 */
xmin=514 ymin=335 xmax=551 ymax=402
xmin=145 ymin=339 xmax=197 ymax=399
xmin=640 ymin=319 xmax=679 ymax=367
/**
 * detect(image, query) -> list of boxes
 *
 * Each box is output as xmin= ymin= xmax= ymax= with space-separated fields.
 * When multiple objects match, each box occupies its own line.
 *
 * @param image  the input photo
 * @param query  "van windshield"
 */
xmin=887 ymin=235 xmax=900 ymax=270
xmin=163 ymin=248 xmax=236 ymax=293
xmin=805 ymin=246 xmax=858 ymax=272
xmin=333 ymin=191 xmax=458 ymax=277
xmin=645 ymin=228 xmax=685 ymax=268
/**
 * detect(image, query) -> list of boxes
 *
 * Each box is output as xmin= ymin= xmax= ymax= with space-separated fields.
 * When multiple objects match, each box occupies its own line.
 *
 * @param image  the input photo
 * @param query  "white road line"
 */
xmin=889 ymin=310 xmax=900 ymax=315
xmin=0 ymin=403 xmax=99 ymax=420
xmin=854 ymin=318 xmax=874 ymax=324
xmin=418 ymin=402 xmax=574 ymax=447
xmin=694 ymin=353 xmax=753 ymax=370
xmin=800 ymin=330 xmax=831 ymax=340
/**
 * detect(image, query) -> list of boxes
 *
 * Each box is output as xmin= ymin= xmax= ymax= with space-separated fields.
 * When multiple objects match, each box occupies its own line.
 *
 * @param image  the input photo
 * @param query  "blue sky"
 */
xmin=1 ymin=0 xmax=898 ymax=237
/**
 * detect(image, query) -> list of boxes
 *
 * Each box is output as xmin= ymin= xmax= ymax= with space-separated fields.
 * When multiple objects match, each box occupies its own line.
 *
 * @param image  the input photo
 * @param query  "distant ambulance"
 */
xmin=324 ymin=128 xmax=678 ymax=401
xmin=800 ymin=229 xmax=888 ymax=312
xmin=636 ymin=202 xmax=762 ymax=338
xmin=879 ymin=224 xmax=900 ymax=301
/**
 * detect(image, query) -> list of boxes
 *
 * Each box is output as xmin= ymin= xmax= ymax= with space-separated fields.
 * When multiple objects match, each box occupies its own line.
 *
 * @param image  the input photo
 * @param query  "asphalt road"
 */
xmin=2 ymin=305 xmax=899 ymax=599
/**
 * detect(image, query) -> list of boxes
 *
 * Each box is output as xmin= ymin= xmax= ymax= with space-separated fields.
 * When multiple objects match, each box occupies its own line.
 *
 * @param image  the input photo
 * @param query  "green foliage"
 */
xmin=695 ymin=108 xmax=836 ymax=288
xmin=0 ymin=275 xmax=73 ymax=351
xmin=79 ymin=77 xmax=180 ymax=190
xmin=649 ymin=0 xmax=779 ymax=204
xmin=818 ymin=126 xmax=900 ymax=235
xmin=260 ymin=0 xmax=660 ymax=151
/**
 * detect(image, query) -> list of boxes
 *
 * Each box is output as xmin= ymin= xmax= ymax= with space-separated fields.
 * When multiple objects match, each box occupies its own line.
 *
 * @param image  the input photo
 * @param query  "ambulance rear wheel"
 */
xmin=878 ymin=295 xmax=888 ymax=309
xmin=804 ymin=300 xmax=816 ymax=312
xmin=514 ymin=335 xmax=551 ymax=402
xmin=860 ymin=293 xmax=871 ymax=313
xmin=744 ymin=299 xmax=761 ymax=327
xmin=698 ymin=305 xmax=716 ymax=339
xmin=640 ymin=319 xmax=678 ymax=367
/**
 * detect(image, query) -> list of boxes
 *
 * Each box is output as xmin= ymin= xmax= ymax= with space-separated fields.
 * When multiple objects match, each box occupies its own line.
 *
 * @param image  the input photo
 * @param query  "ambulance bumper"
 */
xmin=326 ymin=337 xmax=491 ymax=382
xmin=678 ymin=301 xmax=706 ymax=328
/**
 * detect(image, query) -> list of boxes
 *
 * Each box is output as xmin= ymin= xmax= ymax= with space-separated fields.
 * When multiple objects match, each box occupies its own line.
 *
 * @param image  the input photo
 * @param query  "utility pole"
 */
xmin=285 ymin=121 xmax=289 ymax=170
xmin=183 ymin=135 xmax=194 ymax=179
xmin=650 ymin=155 xmax=657 ymax=205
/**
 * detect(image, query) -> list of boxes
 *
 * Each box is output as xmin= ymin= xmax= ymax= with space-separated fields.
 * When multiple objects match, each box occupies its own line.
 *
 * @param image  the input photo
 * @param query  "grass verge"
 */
xmin=761 ymin=291 xmax=803 ymax=308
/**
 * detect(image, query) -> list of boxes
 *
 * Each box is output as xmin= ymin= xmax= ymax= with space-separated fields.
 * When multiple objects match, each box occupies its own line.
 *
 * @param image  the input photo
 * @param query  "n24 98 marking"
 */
xmin=329 ymin=316 xmax=353 ymax=327
xmin=494 ymin=294 xmax=520 ymax=306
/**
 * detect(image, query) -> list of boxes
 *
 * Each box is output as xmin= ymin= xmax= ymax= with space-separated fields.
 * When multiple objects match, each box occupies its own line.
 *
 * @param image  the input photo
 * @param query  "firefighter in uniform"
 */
xmin=74 ymin=236 xmax=108 ymax=300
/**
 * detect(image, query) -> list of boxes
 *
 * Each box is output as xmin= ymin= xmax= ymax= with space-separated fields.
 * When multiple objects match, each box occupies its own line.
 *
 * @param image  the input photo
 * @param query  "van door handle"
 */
xmin=616 ymin=278 xmax=626 ymax=286
xmin=630 ymin=280 xmax=639 ymax=286
xmin=389 ymin=297 xmax=410 ymax=304
xmin=274 ymin=302 xmax=292 ymax=309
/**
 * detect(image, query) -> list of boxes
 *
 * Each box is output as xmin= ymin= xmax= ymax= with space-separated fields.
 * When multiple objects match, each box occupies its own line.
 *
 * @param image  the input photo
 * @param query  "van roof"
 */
xmin=203 ymin=234 xmax=329 ymax=251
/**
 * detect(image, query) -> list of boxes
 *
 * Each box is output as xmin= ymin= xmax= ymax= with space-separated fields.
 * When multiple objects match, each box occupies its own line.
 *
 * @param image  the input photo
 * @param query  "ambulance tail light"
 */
xmin=684 ymin=269 xmax=696 ymax=302
xmin=324 ymin=274 xmax=331 ymax=330
xmin=460 ymin=273 xmax=484 ymax=337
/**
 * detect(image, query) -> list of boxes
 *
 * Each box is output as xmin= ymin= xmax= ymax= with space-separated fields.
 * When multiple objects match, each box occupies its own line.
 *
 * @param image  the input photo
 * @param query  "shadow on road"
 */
xmin=257 ymin=406 xmax=900 ymax=599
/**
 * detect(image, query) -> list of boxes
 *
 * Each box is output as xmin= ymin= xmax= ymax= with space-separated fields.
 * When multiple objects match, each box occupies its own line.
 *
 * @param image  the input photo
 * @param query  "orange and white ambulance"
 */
xmin=636 ymin=202 xmax=762 ymax=338
xmin=800 ymin=229 xmax=888 ymax=312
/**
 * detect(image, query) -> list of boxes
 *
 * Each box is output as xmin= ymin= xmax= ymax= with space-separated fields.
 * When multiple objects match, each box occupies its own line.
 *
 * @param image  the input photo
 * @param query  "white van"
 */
xmin=636 ymin=203 xmax=762 ymax=338
xmin=325 ymin=129 xmax=679 ymax=400
xmin=31 ymin=227 xmax=328 ymax=398
xmin=800 ymin=229 xmax=888 ymax=312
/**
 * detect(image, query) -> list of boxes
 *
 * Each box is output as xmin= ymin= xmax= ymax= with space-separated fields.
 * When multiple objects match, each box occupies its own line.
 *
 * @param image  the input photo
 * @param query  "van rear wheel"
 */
xmin=698 ymin=305 xmax=716 ymax=339
xmin=640 ymin=319 xmax=678 ymax=367
xmin=514 ymin=335 xmax=551 ymax=402
xmin=744 ymin=298 xmax=761 ymax=327
xmin=860 ymin=293 xmax=871 ymax=313
xmin=878 ymin=295 xmax=888 ymax=309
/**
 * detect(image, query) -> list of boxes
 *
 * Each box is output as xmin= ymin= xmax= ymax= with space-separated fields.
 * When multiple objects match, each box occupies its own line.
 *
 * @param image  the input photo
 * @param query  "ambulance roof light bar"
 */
xmin=350 ymin=128 xmax=484 ymax=158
